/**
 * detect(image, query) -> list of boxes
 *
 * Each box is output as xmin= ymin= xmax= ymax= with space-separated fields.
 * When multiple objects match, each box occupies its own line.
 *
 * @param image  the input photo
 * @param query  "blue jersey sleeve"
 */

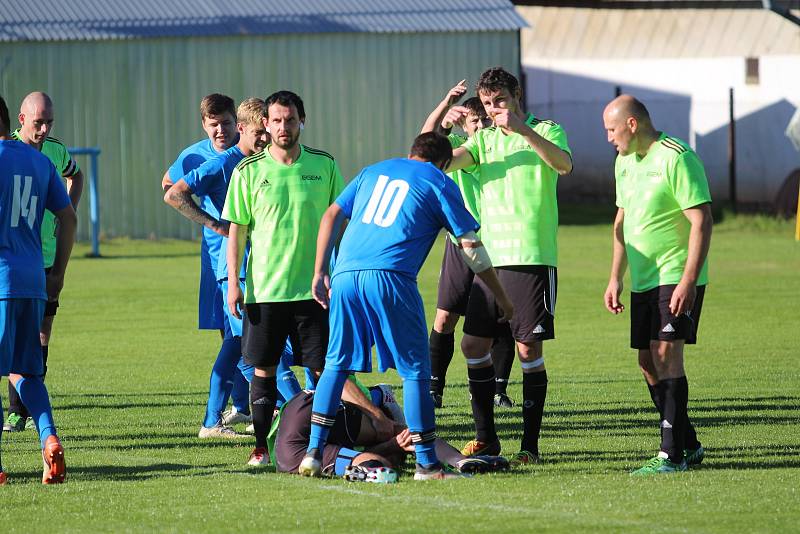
xmin=436 ymin=175 xmax=479 ymax=238
xmin=44 ymin=163 xmax=71 ymax=213
xmin=183 ymin=156 xmax=225 ymax=197
xmin=334 ymin=171 xmax=362 ymax=219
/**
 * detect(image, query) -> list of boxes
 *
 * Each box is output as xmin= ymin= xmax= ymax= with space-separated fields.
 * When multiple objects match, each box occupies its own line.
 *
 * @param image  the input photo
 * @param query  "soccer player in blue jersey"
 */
xmin=0 ymin=95 xmax=76 ymax=484
xmin=166 ymin=99 xmax=306 ymax=455
xmin=299 ymin=132 xmax=514 ymax=481
xmin=161 ymin=94 xmax=252 ymax=420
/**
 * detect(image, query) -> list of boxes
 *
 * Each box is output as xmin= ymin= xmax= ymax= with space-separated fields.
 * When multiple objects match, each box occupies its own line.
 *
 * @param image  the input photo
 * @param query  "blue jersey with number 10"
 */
xmin=333 ymin=158 xmax=479 ymax=279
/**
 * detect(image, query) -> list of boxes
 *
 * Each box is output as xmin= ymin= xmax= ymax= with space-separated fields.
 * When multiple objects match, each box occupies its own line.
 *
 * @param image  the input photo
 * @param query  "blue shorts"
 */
xmin=220 ymin=280 xmax=244 ymax=338
xmin=199 ymin=261 xmax=224 ymax=331
xmin=326 ymin=270 xmax=430 ymax=380
xmin=0 ymin=298 xmax=45 ymax=376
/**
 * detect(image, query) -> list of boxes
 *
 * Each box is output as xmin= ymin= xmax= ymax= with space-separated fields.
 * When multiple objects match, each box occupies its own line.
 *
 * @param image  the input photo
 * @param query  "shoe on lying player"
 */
xmin=298 ymin=448 xmax=322 ymax=477
xmin=343 ymin=464 xmax=398 ymax=483
xmin=461 ymin=438 xmax=501 ymax=457
xmin=247 ymin=447 xmax=269 ymax=466
xmin=0 ymin=470 xmax=6 ymax=485
xmin=374 ymin=383 xmax=405 ymax=425
xmin=509 ymin=450 xmax=540 ymax=466
xmin=198 ymin=424 xmax=249 ymax=439
xmin=3 ymin=412 xmax=26 ymax=432
xmin=41 ymin=435 xmax=66 ymax=484
xmin=493 ymin=393 xmax=514 ymax=408
xmin=630 ymin=453 xmax=687 ymax=475
xmin=221 ymin=408 xmax=252 ymax=426
xmin=456 ymin=455 xmax=511 ymax=474
xmin=414 ymin=463 xmax=469 ymax=480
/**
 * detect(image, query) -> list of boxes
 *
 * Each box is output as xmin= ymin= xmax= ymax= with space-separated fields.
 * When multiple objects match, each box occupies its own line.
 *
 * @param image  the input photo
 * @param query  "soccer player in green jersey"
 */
xmin=224 ymin=91 xmax=389 ymax=464
xmin=445 ymin=67 xmax=573 ymax=463
xmin=603 ymin=95 xmax=712 ymax=475
xmin=4 ymin=92 xmax=83 ymax=433
xmin=420 ymin=81 xmax=516 ymax=410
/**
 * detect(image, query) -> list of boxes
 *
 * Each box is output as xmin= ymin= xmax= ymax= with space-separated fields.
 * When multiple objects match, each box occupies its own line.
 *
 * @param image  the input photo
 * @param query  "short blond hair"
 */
xmin=237 ymin=98 xmax=267 ymax=126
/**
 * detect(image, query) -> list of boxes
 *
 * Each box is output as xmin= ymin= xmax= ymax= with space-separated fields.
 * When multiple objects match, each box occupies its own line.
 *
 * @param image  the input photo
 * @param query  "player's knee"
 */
xmin=461 ymin=335 xmax=492 ymax=360
xmin=433 ymin=309 xmax=459 ymax=333
xmin=519 ymin=356 xmax=545 ymax=373
xmin=254 ymin=366 xmax=278 ymax=378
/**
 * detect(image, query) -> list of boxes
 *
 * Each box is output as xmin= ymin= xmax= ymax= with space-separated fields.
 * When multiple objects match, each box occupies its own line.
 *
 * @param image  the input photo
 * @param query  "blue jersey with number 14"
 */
xmin=333 ymin=158 xmax=478 ymax=279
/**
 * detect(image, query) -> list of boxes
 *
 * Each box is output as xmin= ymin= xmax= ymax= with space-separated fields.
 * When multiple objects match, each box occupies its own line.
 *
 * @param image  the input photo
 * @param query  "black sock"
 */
xmin=649 ymin=380 xmax=700 ymax=451
xmin=660 ymin=377 xmax=688 ymax=463
xmin=492 ymin=336 xmax=515 ymax=395
xmin=682 ymin=377 xmax=701 ymax=450
xmin=7 ymin=381 xmax=28 ymax=419
xmin=647 ymin=382 xmax=664 ymax=443
xmin=521 ymin=371 xmax=547 ymax=454
xmin=468 ymin=365 xmax=497 ymax=443
xmin=41 ymin=345 xmax=49 ymax=378
xmin=250 ymin=375 xmax=277 ymax=449
xmin=429 ymin=330 xmax=454 ymax=396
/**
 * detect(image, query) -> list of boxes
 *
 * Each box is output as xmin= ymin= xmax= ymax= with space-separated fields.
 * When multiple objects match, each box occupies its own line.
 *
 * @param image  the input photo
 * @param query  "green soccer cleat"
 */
xmin=3 ymin=413 xmax=26 ymax=432
xmin=684 ymin=446 xmax=705 ymax=466
xmin=25 ymin=417 xmax=35 ymax=430
xmin=630 ymin=455 xmax=687 ymax=475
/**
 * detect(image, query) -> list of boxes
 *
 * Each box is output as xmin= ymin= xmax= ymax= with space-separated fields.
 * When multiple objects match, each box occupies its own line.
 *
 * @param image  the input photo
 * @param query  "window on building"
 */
xmin=745 ymin=57 xmax=760 ymax=85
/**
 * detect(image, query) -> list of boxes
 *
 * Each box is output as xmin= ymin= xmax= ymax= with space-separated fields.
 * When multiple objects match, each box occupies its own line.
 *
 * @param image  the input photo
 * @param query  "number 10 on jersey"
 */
xmin=361 ymin=175 xmax=409 ymax=228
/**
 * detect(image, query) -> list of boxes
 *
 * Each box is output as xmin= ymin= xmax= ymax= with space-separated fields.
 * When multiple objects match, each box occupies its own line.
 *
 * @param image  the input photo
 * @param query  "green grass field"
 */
xmin=1 ymin=213 xmax=798 ymax=533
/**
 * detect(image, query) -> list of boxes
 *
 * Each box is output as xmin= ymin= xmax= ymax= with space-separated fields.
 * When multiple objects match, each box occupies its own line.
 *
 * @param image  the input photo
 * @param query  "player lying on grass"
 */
xmin=300 ymin=132 xmax=514 ymax=481
xmin=272 ymin=385 xmax=509 ymax=481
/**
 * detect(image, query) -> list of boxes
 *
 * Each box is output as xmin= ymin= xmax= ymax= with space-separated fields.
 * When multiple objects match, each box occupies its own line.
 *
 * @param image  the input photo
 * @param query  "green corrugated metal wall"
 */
xmin=0 ymin=31 xmax=518 ymax=240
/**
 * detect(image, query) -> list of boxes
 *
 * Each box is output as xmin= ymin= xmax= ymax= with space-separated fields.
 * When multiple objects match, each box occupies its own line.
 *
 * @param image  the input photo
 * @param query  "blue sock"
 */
xmin=203 ymin=337 xmax=243 ymax=427
xmin=14 ymin=376 xmax=56 ymax=447
xmin=230 ymin=356 xmax=254 ymax=413
xmin=370 ymin=387 xmax=383 ymax=407
xmin=304 ymin=368 xmax=317 ymax=390
xmin=277 ymin=348 xmax=302 ymax=403
xmin=230 ymin=355 xmax=252 ymax=415
xmin=403 ymin=378 xmax=438 ymax=467
xmin=307 ymin=370 xmax=348 ymax=453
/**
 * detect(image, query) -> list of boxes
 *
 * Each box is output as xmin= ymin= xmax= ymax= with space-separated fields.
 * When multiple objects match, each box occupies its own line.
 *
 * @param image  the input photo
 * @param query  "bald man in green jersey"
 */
xmin=446 ymin=67 xmax=572 ymax=464
xmin=4 ymin=92 xmax=83 ymax=433
xmin=603 ymin=95 xmax=711 ymax=475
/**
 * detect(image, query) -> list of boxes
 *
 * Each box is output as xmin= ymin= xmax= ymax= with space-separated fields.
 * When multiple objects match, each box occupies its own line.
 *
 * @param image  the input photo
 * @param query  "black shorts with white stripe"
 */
xmin=630 ymin=284 xmax=706 ymax=349
xmin=463 ymin=265 xmax=557 ymax=343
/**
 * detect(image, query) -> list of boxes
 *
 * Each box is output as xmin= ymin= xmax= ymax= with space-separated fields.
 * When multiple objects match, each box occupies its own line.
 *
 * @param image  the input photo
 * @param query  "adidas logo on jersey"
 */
xmin=260 ymin=178 xmax=270 ymax=187
xmin=662 ymin=323 xmax=676 ymax=333
xmin=532 ymin=325 xmax=546 ymax=334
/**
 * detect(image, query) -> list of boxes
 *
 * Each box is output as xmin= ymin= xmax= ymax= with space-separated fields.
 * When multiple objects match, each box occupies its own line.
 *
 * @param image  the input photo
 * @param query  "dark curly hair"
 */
xmin=476 ymin=67 xmax=520 ymax=96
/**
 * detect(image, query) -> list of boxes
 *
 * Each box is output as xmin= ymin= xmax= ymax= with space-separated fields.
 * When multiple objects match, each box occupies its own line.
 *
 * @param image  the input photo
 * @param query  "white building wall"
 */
xmin=524 ymin=55 xmax=800 ymax=205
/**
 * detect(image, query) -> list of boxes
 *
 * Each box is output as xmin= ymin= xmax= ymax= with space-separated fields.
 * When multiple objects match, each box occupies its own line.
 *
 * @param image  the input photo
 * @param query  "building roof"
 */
xmin=0 ymin=0 xmax=527 ymax=42
xmin=518 ymin=5 xmax=800 ymax=57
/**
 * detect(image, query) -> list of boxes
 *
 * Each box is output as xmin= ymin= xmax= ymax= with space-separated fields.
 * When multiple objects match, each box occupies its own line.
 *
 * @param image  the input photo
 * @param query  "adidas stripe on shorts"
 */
xmin=630 ymin=284 xmax=706 ymax=349
xmin=463 ymin=265 xmax=557 ymax=343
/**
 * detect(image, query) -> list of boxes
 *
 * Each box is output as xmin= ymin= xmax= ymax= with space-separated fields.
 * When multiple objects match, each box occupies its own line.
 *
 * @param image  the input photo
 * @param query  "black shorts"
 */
xmin=43 ymin=267 xmax=58 ymax=317
xmin=463 ymin=265 xmax=557 ymax=343
xmin=630 ymin=285 xmax=706 ymax=349
xmin=274 ymin=391 xmax=362 ymax=474
xmin=436 ymin=238 xmax=474 ymax=315
xmin=242 ymin=300 xmax=328 ymax=369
